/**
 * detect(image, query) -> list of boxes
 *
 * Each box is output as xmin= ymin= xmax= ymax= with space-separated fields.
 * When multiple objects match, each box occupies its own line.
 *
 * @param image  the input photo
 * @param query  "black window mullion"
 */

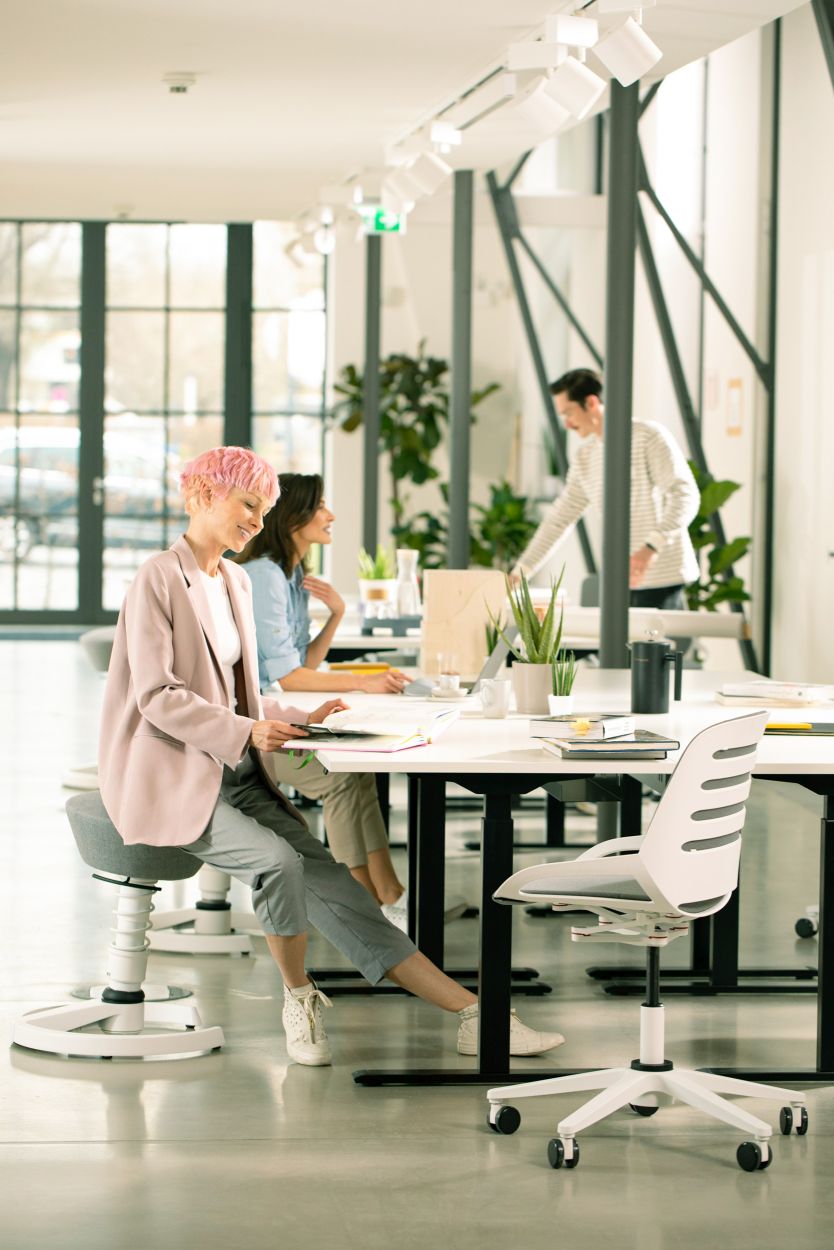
xmin=224 ymin=223 xmax=253 ymax=447
xmin=78 ymin=222 xmax=106 ymax=621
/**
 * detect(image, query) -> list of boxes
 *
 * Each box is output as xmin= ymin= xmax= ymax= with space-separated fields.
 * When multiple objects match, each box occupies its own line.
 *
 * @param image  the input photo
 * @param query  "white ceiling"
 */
xmin=0 ymin=0 xmax=807 ymax=222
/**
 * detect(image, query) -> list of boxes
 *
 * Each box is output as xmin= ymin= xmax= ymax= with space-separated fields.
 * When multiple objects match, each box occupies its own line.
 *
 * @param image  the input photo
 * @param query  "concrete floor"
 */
xmin=1 ymin=641 xmax=832 ymax=1250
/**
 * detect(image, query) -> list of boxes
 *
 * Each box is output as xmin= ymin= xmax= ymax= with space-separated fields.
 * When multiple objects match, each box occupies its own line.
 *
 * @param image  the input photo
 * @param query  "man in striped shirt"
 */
xmin=512 ymin=368 xmax=700 ymax=610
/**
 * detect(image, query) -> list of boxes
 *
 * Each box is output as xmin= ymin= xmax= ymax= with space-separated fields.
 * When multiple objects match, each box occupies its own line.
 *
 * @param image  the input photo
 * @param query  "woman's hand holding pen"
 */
xmin=249 ymin=720 xmax=309 ymax=750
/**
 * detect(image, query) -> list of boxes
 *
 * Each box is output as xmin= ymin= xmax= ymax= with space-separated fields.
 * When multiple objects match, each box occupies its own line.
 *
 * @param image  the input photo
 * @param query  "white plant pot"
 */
xmin=510 ymin=663 xmax=553 ymax=715
xmin=358 ymin=578 xmax=399 ymax=618
xmin=547 ymin=694 xmax=575 ymax=716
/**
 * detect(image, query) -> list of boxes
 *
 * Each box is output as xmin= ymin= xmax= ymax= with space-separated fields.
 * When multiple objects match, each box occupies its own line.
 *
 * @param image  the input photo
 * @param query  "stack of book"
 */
xmin=537 ymin=728 xmax=680 ymax=761
xmin=715 ymin=680 xmax=834 ymax=708
xmin=528 ymin=712 xmax=635 ymax=740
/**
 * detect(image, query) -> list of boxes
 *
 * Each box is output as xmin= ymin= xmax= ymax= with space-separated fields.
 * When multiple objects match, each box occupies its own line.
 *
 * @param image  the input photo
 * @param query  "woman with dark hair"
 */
xmin=236 ymin=472 xmax=408 ymax=695
xmin=235 ymin=473 xmax=411 ymax=922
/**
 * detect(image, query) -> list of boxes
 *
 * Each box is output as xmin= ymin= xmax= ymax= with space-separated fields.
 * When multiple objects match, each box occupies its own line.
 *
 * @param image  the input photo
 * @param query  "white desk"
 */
xmin=285 ymin=671 xmax=834 ymax=1086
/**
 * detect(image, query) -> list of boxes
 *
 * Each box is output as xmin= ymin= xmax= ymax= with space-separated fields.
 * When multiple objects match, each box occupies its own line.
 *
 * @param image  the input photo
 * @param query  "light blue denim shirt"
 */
xmin=241 ymin=557 xmax=311 ymax=689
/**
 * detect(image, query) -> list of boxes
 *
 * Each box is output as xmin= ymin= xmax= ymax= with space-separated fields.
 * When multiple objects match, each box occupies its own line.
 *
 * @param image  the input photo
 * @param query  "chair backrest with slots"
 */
xmin=638 ymin=711 xmax=768 ymax=916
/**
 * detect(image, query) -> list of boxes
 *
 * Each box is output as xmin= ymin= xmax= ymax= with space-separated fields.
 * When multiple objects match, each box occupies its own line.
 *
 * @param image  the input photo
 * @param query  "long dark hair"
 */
xmin=234 ymin=472 xmax=324 ymax=575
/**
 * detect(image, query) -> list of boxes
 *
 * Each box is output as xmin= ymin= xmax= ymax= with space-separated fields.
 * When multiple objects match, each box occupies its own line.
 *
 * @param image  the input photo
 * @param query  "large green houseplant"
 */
xmin=685 ymin=462 xmax=751 ymax=611
xmin=331 ymin=340 xmax=499 ymax=537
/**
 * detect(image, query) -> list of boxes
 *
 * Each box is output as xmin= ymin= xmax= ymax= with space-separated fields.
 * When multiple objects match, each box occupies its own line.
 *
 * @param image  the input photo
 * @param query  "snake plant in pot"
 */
xmin=490 ymin=567 xmax=570 ymax=714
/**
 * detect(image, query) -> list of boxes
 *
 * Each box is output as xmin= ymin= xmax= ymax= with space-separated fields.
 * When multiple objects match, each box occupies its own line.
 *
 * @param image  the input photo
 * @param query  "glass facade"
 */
xmin=0 ymin=220 xmax=326 ymax=622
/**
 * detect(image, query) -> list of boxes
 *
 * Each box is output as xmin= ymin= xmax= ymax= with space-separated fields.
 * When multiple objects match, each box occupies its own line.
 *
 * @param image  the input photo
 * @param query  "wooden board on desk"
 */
xmin=420 ymin=569 xmax=507 ymax=680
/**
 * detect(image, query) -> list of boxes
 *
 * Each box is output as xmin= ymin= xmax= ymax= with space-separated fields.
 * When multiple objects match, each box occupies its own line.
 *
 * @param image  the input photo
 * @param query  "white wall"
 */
xmin=772 ymin=3 xmax=834 ymax=682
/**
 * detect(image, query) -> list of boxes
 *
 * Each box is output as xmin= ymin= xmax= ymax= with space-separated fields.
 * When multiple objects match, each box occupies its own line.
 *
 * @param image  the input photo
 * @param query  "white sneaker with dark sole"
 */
xmin=457 ymin=1005 xmax=565 ymax=1056
xmin=282 ymin=983 xmax=333 ymax=1066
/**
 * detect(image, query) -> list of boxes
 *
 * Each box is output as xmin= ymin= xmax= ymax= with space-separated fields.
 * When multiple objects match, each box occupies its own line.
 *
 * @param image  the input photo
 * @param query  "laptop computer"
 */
xmin=403 ymin=627 xmax=518 ymax=699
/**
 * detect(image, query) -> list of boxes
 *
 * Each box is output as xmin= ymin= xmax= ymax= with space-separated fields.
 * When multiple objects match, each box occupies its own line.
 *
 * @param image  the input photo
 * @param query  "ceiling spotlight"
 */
xmin=597 ymin=0 xmax=656 ymax=12
xmin=543 ymin=15 xmax=599 ymax=48
xmin=510 ymin=79 xmax=570 ymax=137
xmin=313 ymin=225 xmax=335 ymax=256
xmin=594 ymin=16 xmax=662 ymax=86
xmin=384 ymin=167 xmax=424 ymax=203
xmin=428 ymin=121 xmax=462 ymax=150
xmin=441 ymin=73 xmax=517 ymax=130
xmin=544 ymin=56 xmax=606 ymax=119
xmin=406 ymin=152 xmax=452 ymax=196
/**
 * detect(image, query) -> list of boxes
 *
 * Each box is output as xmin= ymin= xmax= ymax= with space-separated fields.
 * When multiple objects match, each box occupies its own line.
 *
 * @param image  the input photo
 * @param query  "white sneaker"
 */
xmin=282 ymin=982 xmax=333 ymax=1066
xmin=381 ymin=892 xmax=471 ymax=932
xmin=457 ymin=1005 xmax=565 ymax=1056
xmin=381 ymin=894 xmax=409 ymax=933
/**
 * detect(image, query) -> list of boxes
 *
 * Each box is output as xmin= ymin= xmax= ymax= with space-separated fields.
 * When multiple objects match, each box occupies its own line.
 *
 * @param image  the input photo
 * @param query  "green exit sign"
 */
xmin=360 ymin=206 xmax=406 ymax=235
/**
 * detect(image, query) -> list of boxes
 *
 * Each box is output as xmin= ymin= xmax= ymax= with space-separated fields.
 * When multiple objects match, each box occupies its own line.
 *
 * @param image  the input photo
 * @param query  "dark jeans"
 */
xmin=629 ymin=583 xmax=690 ymax=655
xmin=629 ymin=584 xmax=687 ymax=611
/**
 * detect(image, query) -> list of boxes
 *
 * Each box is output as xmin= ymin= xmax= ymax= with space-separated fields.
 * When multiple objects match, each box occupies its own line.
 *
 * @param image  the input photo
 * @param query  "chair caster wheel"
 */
xmin=547 ymin=1138 xmax=579 ymax=1169
xmin=736 ymin=1141 xmax=771 ymax=1171
xmin=780 ymin=1105 xmax=808 ymax=1136
xmin=795 ymin=917 xmax=818 ymax=938
xmin=630 ymin=1103 xmax=658 ymax=1117
xmin=488 ymin=1105 xmax=520 ymax=1135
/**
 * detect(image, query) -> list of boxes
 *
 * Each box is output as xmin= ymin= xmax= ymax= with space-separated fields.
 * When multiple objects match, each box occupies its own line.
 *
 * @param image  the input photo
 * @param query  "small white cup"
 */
xmin=480 ymin=678 xmax=511 ymax=718
xmin=438 ymin=672 xmax=461 ymax=694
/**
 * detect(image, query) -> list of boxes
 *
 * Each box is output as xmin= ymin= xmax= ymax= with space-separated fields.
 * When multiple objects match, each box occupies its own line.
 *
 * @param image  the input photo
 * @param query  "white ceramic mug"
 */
xmin=480 ymin=678 xmax=511 ymax=718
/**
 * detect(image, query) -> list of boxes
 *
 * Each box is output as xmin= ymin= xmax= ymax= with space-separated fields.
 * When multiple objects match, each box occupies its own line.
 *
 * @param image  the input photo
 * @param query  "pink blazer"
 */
xmin=99 ymin=535 xmax=309 ymax=847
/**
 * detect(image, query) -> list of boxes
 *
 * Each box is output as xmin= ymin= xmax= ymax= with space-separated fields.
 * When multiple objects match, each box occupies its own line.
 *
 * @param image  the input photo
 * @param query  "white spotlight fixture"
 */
xmin=406 ymin=151 xmax=452 ymax=195
xmin=384 ymin=167 xmax=424 ymax=204
xmin=428 ymin=121 xmax=462 ymax=152
xmin=543 ymin=14 xmax=599 ymax=48
xmin=511 ymin=78 xmax=570 ymax=137
xmin=597 ymin=0 xmax=656 ymax=12
xmin=544 ymin=56 xmax=606 ymax=120
xmin=594 ymin=16 xmax=662 ymax=87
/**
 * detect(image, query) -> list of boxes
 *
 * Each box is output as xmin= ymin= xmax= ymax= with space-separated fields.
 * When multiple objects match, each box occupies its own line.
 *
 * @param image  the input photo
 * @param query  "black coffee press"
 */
xmin=629 ymin=632 xmax=683 ymax=714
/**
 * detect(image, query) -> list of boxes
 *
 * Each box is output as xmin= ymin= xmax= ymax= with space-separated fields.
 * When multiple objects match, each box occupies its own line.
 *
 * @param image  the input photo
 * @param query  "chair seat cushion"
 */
xmin=66 ymin=791 xmax=200 ymax=881
xmin=521 ymin=874 xmax=651 ymax=902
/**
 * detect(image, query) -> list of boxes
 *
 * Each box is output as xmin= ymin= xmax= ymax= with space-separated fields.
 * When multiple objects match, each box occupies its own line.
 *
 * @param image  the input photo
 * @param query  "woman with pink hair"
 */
xmin=98 ymin=446 xmax=565 ymax=1066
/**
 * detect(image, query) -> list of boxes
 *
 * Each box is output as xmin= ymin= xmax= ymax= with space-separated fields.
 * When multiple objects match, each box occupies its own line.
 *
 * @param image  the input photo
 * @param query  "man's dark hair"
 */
xmin=549 ymin=368 xmax=603 ymax=406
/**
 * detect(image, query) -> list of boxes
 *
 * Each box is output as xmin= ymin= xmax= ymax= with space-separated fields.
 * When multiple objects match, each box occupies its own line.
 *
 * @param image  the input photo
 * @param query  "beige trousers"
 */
xmin=263 ymin=749 xmax=389 ymax=869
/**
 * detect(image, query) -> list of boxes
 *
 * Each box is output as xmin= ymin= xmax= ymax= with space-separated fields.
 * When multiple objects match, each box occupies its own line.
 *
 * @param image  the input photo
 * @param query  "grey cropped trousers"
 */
xmin=186 ymin=751 xmax=416 ymax=985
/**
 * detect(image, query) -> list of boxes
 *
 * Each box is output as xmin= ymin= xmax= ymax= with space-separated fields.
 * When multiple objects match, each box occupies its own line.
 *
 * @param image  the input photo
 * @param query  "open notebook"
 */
xmin=282 ymin=705 xmax=461 ymax=753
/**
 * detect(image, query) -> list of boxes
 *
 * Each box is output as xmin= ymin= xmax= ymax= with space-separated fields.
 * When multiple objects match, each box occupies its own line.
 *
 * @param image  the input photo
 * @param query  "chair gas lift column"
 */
xmin=486 ymin=713 xmax=809 ymax=1173
xmin=12 ymin=793 xmax=224 ymax=1060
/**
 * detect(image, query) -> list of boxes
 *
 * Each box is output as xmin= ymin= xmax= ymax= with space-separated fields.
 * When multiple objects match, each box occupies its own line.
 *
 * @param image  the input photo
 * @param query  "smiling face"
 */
xmin=554 ymin=390 xmax=603 ymax=440
xmin=293 ymin=498 xmax=335 ymax=549
xmin=207 ymin=484 xmax=272 ymax=553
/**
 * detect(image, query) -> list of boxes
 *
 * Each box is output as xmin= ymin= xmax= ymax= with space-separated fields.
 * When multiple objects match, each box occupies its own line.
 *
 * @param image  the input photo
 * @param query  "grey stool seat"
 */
xmin=66 ymin=791 xmax=200 ymax=882
xmin=12 ymin=792 xmax=225 ymax=1060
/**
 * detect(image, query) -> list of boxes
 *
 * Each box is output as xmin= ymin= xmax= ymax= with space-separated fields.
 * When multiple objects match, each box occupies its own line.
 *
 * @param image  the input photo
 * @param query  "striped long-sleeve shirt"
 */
xmin=515 ymin=420 xmax=700 ymax=589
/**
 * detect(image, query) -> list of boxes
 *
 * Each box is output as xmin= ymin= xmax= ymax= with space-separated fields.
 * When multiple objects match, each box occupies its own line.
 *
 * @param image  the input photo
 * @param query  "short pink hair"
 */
xmin=179 ymin=446 xmax=279 ymax=512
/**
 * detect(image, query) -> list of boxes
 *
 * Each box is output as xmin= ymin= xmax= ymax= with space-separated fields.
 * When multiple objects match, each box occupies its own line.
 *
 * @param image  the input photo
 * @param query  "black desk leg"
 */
xmin=818 ymin=794 xmax=834 ymax=1073
xmin=415 ymin=775 xmax=446 ymax=970
xmin=407 ymin=774 xmax=419 ymax=940
xmin=619 ymin=775 xmax=643 ymax=838
xmin=545 ymin=794 xmax=565 ymax=847
xmin=375 ymin=772 xmax=391 ymax=834
xmin=478 ymin=792 xmax=514 ymax=1072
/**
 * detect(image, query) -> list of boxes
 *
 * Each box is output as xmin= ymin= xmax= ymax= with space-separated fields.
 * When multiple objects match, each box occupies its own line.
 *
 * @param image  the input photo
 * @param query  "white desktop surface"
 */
xmin=279 ymin=669 xmax=834 ymax=778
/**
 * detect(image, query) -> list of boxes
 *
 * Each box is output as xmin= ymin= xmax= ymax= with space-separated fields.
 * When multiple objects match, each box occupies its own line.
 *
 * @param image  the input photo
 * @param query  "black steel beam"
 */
xmin=78 ymin=223 xmax=106 ymax=621
xmin=448 ymin=170 xmax=474 ymax=569
xmin=636 ymin=205 xmax=759 ymax=672
xmin=760 ymin=21 xmax=782 ymax=678
xmin=638 ymin=149 xmax=770 ymax=387
xmin=362 ymin=235 xmax=382 ymax=551
xmin=813 ymin=0 xmax=834 ymax=90
xmin=486 ymin=170 xmax=596 ymax=573
xmin=600 ymin=81 xmax=639 ymax=669
xmin=515 ymin=233 xmax=604 ymax=368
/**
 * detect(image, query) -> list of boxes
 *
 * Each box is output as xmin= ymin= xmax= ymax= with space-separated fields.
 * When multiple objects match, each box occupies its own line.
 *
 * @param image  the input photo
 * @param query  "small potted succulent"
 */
xmin=548 ymin=649 xmax=577 ymax=716
xmin=357 ymin=545 xmax=398 ymax=619
xmin=490 ymin=567 xmax=568 ymax=714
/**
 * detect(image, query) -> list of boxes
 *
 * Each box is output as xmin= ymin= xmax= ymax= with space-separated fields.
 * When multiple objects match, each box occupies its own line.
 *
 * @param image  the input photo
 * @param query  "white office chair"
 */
xmin=486 ymin=711 xmax=808 ymax=1173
